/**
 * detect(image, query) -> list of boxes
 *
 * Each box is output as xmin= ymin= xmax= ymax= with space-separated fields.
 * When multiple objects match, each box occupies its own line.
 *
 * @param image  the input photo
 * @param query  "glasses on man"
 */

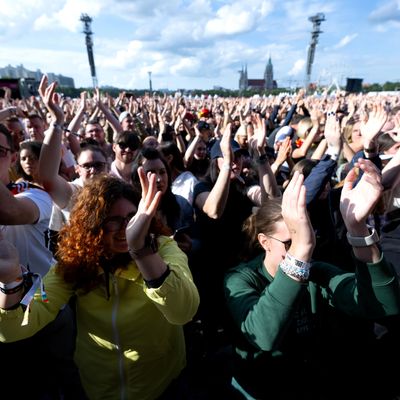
xmin=79 ymin=161 xmax=106 ymax=171
xmin=118 ymin=142 xmax=138 ymax=152
xmin=267 ymin=236 xmax=292 ymax=251
xmin=86 ymin=128 xmax=102 ymax=134
xmin=103 ymin=212 xmax=136 ymax=232
xmin=0 ymin=144 xmax=12 ymax=158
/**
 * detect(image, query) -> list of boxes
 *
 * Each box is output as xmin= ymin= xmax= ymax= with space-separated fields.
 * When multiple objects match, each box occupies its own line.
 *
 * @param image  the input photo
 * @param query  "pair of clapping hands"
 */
xmin=282 ymin=159 xmax=382 ymax=263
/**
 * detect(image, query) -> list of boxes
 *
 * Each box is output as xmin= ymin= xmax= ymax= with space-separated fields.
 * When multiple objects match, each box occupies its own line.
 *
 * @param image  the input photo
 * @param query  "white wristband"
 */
xmin=346 ymin=228 xmax=379 ymax=247
xmin=221 ymin=163 xmax=231 ymax=171
xmin=325 ymin=147 xmax=339 ymax=161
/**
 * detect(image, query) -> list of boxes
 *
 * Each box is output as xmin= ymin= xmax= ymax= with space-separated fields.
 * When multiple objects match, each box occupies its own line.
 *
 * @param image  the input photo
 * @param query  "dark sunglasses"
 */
xmin=267 ymin=236 xmax=292 ymax=251
xmin=118 ymin=142 xmax=138 ymax=151
xmin=79 ymin=161 xmax=106 ymax=171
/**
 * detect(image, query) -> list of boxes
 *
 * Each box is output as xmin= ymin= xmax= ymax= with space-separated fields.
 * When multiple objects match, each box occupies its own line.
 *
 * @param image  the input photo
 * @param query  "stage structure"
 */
xmin=305 ymin=13 xmax=325 ymax=92
xmin=148 ymin=71 xmax=153 ymax=94
xmin=80 ymin=14 xmax=98 ymax=88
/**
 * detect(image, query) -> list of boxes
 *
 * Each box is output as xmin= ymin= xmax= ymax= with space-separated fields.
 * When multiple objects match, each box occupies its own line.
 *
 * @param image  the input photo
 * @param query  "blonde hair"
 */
xmin=296 ymin=117 xmax=313 ymax=139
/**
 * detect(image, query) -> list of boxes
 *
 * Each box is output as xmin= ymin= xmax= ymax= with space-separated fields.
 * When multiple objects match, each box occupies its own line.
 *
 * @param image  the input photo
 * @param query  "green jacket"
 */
xmin=0 ymin=236 xmax=200 ymax=400
xmin=224 ymin=253 xmax=400 ymax=399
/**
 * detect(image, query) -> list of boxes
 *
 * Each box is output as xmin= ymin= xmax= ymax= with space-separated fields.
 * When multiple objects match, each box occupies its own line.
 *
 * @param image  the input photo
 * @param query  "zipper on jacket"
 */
xmin=111 ymin=273 xmax=127 ymax=400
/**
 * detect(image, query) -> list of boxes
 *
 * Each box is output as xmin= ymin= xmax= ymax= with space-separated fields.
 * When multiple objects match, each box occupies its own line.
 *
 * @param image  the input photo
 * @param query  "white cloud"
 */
xmin=205 ymin=0 xmax=273 ymax=37
xmin=369 ymin=0 xmax=400 ymax=23
xmin=288 ymin=59 xmax=305 ymax=76
xmin=334 ymin=33 xmax=358 ymax=49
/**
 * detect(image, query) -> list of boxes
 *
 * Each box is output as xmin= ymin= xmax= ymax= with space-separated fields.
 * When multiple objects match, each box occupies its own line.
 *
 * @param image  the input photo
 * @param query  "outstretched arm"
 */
xmin=37 ymin=75 xmax=73 ymax=209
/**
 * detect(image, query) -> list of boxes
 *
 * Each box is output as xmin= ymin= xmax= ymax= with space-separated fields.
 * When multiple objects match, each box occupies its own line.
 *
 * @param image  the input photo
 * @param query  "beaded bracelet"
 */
xmin=280 ymin=253 xmax=311 ymax=282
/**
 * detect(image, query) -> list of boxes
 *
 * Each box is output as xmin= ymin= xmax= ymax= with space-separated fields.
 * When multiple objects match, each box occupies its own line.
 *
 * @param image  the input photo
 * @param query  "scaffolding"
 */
xmin=80 ymin=14 xmax=98 ymax=88
xmin=305 ymin=13 xmax=325 ymax=92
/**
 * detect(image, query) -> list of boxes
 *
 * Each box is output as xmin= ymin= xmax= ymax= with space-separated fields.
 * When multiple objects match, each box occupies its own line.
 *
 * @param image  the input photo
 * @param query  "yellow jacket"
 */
xmin=0 ymin=236 xmax=200 ymax=400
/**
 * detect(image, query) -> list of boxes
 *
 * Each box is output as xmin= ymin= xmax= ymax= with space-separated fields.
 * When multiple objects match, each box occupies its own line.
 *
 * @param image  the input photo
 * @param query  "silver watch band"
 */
xmin=346 ymin=228 xmax=379 ymax=247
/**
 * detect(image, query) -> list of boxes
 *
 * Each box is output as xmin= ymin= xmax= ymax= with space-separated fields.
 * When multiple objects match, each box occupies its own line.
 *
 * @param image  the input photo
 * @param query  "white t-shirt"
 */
xmin=2 ymin=188 xmax=55 ymax=276
xmin=49 ymin=178 xmax=83 ymax=232
xmin=171 ymin=171 xmax=199 ymax=206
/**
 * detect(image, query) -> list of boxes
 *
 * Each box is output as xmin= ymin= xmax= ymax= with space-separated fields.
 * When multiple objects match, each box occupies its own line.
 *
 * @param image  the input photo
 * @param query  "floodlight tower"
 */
xmin=80 ymin=14 xmax=98 ymax=88
xmin=148 ymin=71 xmax=153 ymax=94
xmin=305 ymin=13 xmax=325 ymax=92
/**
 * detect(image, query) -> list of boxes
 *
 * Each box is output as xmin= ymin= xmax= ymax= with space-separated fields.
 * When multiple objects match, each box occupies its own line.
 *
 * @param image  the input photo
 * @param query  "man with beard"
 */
xmin=110 ymin=130 xmax=141 ymax=185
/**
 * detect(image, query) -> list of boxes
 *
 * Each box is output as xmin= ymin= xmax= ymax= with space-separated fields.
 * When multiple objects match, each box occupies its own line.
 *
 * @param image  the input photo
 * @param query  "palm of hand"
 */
xmin=340 ymin=177 xmax=381 ymax=226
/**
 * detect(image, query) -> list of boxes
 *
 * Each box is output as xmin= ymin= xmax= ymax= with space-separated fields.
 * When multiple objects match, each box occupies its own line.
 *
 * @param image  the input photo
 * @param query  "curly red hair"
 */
xmin=55 ymin=175 xmax=141 ymax=292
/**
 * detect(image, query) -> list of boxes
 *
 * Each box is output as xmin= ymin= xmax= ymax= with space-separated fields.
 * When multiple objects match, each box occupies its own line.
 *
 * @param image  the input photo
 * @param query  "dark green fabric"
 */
xmin=224 ymin=253 xmax=400 ymax=400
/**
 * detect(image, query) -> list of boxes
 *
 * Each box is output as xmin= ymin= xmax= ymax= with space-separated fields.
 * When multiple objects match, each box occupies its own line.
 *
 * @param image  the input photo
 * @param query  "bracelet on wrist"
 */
xmin=221 ymin=163 xmax=231 ymax=171
xmin=346 ymin=227 xmax=379 ymax=247
xmin=0 ymin=276 xmax=24 ymax=295
xmin=129 ymin=234 xmax=159 ymax=260
xmin=52 ymin=122 xmax=63 ymax=130
xmin=325 ymin=147 xmax=339 ymax=161
xmin=144 ymin=265 xmax=171 ymax=288
xmin=280 ymin=260 xmax=310 ymax=282
xmin=280 ymin=253 xmax=311 ymax=282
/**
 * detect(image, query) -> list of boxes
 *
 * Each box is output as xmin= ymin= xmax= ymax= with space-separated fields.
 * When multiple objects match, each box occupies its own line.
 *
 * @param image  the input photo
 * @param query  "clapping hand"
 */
xmin=125 ymin=167 xmax=162 ymax=251
xmin=282 ymin=171 xmax=315 ymax=261
xmin=340 ymin=159 xmax=383 ymax=235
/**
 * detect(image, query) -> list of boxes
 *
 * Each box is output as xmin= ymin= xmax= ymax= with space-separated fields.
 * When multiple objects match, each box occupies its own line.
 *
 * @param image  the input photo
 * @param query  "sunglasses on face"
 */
xmin=0 ymin=144 xmax=12 ymax=157
xmin=103 ymin=212 xmax=136 ymax=232
xmin=118 ymin=142 xmax=138 ymax=152
xmin=79 ymin=161 xmax=106 ymax=171
xmin=267 ymin=236 xmax=292 ymax=251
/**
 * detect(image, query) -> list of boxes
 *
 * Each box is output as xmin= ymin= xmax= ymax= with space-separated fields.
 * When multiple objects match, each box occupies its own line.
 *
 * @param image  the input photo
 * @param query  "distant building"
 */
xmin=0 ymin=64 xmax=75 ymax=88
xmin=239 ymin=56 xmax=277 ymax=91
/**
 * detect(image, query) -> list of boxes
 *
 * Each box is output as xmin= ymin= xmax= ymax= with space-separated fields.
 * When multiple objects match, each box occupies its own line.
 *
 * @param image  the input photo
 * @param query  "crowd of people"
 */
xmin=0 ymin=77 xmax=400 ymax=399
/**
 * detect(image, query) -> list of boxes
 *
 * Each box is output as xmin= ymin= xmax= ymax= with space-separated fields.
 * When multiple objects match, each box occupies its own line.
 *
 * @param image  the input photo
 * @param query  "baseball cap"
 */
xmin=118 ymin=111 xmax=132 ymax=123
xmin=210 ymin=139 xmax=243 ymax=159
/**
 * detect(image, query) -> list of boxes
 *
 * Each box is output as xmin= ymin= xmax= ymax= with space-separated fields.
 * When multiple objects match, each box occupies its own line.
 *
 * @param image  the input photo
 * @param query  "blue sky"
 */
xmin=0 ymin=0 xmax=399 ymax=90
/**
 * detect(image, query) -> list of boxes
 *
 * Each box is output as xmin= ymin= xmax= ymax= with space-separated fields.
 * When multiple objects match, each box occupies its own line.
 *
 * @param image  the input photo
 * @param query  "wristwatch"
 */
xmin=346 ymin=228 xmax=379 ymax=247
xmin=129 ymin=234 xmax=158 ymax=259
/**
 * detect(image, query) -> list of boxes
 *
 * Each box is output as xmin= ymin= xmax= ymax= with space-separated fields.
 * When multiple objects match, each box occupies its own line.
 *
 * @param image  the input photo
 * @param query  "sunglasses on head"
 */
xmin=118 ymin=142 xmax=138 ymax=151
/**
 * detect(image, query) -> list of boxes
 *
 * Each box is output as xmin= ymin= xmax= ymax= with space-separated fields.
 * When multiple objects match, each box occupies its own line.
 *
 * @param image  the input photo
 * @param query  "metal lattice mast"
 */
xmin=305 ymin=13 xmax=325 ymax=91
xmin=80 ymin=14 xmax=98 ymax=88
xmin=148 ymin=71 xmax=153 ymax=94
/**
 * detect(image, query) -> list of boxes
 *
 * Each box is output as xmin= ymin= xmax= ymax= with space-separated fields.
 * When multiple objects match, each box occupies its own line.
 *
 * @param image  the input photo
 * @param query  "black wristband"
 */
xmin=144 ymin=266 xmax=171 ymax=288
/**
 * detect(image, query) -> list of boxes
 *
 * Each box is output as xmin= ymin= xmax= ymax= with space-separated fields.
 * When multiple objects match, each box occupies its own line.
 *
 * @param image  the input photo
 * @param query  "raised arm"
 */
xmin=195 ymin=124 xmax=233 ymax=219
xmin=94 ymin=88 xmax=122 ymax=140
xmin=37 ymin=75 xmax=73 ymax=209
xmin=249 ymin=114 xmax=280 ymax=202
xmin=340 ymin=159 xmax=383 ymax=263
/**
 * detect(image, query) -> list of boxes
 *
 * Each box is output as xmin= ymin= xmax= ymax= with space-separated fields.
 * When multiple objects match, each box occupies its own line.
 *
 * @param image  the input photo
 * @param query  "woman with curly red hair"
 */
xmin=0 ymin=173 xmax=200 ymax=399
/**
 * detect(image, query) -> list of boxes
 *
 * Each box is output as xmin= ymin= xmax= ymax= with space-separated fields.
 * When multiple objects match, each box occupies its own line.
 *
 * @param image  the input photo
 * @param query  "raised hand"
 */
xmin=360 ymin=103 xmax=388 ymax=148
xmin=249 ymin=113 xmax=266 ymax=156
xmin=340 ymin=159 xmax=383 ymax=233
xmin=38 ymin=75 xmax=64 ymax=124
xmin=275 ymin=136 xmax=292 ymax=165
xmin=125 ymin=167 xmax=162 ymax=251
xmin=220 ymin=123 xmax=233 ymax=162
xmin=282 ymin=171 xmax=315 ymax=261
xmin=324 ymin=112 xmax=342 ymax=152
